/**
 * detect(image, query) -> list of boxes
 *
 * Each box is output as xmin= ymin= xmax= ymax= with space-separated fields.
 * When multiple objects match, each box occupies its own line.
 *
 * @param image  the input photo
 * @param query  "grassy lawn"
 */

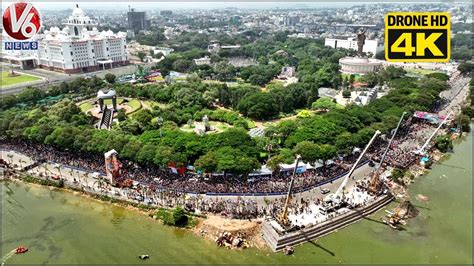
xmin=179 ymin=124 xmax=195 ymax=132
xmin=127 ymin=99 xmax=141 ymax=112
xmin=79 ymin=97 xmax=141 ymax=114
xmin=1 ymin=71 xmax=41 ymax=87
xmin=405 ymin=68 xmax=441 ymax=76
xmin=104 ymin=98 xmax=124 ymax=105
xmin=79 ymin=102 xmax=93 ymax=112
xmin=180 ymin=121 xmax=233 ymax=133
xmin=210 ymin=121 xmax=232 ymax=132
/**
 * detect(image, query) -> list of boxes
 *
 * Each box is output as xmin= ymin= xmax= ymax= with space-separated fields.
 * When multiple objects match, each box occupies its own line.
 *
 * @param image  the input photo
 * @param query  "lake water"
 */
xmin=1 ymin=129 xmax=472 ymax=264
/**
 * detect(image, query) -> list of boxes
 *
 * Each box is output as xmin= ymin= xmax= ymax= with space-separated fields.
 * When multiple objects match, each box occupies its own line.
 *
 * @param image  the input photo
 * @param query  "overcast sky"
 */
xmin=1 ymin=1 xmax=470 ymax=11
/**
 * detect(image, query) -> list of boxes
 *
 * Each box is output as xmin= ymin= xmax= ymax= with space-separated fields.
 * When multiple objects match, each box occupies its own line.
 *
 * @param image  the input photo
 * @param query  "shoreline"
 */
xmin=1 ymin=131 xmax=467 ymax=252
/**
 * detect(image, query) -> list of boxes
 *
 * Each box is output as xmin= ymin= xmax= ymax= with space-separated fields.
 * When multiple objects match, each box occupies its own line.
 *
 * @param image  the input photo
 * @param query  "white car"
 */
xmin=320 ymin=188 xmax=330 ymax=194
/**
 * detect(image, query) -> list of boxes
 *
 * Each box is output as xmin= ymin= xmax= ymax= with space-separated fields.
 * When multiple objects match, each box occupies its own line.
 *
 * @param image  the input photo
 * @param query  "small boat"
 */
xmin=15 ymin=246 xmax=28 ymax=254
xmin=138 ymin=254 xmax=149 ymax=260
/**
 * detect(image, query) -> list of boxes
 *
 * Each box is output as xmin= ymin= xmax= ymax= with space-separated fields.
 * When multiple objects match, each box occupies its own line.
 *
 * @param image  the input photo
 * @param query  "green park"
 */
xmin=1 ymin=71 xmax=41 ymax=87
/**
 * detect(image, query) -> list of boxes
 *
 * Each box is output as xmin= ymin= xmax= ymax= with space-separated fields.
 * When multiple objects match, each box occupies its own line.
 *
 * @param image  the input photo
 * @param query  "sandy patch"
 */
xmin=194 ymin=215 xmax=268 ymax=250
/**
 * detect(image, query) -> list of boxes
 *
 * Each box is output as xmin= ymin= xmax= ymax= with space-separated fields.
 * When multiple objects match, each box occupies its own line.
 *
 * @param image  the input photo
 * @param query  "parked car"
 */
xmin=320 ymin=188 xmax=330 ymax=194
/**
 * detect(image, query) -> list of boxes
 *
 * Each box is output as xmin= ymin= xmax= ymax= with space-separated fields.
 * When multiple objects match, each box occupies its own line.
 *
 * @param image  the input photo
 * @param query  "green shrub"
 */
xmin=172 ymin=207 xmax=188 ymax=226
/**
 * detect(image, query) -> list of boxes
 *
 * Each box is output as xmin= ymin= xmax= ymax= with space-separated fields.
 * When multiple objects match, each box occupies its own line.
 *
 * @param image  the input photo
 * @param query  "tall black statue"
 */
xmin=356 ymin=28 xmax=367 ymax=56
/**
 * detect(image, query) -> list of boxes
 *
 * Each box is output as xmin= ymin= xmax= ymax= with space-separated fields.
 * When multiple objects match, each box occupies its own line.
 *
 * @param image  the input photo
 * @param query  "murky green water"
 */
xmin=1 ymin=130 xmax=472 ymax=264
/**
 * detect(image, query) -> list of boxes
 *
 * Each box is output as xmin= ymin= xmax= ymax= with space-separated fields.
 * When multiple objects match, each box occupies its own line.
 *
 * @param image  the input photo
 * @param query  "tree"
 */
xmin=311 ymin=97 xmax=341 ymax=111
xmin=195 ymin=151 xmax=218 ymax=173
xmin=172 ymin=59 xmax=193 ymax=72
xmin=172 ymin=207 xmax=188 ymax=226
xmin=458 ymin=62 xmax=474 ymax=75
xmin=104 ymin=73 xmax=116 ymax=84
xmin=137 ymin=51 xmax=146 ymax=62
xmin=317 ymin=144 xmax=337 ymax=166
xmin=214 ymin=61 xmax=236 ymax=81
xmin=435 ymin=134 xmax=453 ymax=152
xmin=342 ymin=90 xmax=351 ymax=98
xmin=154 ymin=146 xmax=178 ymax=167
xmin=133 ymin=109 xmax=153 ymax=128
xmin=293 ymin=141 xmax=319 ymax=163
xmin=391 ymin=168 xmax=405 ymax=184
xmin=237 ymin=92 xmax=279 ymax=120
xmin=136 ymin=144 xmax=157 ymax=165
xmin=116 ymin=109 xmax=127 ymax=122
xmin=267 ymin=154 xmax=284 ymax=172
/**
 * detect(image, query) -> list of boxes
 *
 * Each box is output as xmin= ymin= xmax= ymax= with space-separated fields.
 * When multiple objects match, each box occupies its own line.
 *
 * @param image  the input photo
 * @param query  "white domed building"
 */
xmin=339 ymin=57 xmax=383 ymax=75
xmin=36 ymin=5 xmax=129 ymax=74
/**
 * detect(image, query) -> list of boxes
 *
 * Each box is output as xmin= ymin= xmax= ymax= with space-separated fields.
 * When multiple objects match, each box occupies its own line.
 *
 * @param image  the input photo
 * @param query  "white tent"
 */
xmin=279 ymin=161 xmax=314 ymax=172
xmin=248 ymin=165 xmax=273 ymax=177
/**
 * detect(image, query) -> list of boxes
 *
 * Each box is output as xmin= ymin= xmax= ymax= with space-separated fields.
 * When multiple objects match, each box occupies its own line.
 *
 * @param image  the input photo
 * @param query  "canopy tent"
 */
xmin=279 ymin=161 xmax=316 ymax=172
xmin=248 ymin=165 xmax=273 ymax=177
xmin=413 ymin=111 xmax=446 ymax=124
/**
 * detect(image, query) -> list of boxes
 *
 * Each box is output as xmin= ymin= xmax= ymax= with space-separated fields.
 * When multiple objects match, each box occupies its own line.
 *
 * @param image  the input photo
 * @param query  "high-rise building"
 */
xmin=34 ymin=5 xmax=129 ymax=74
xmin=127 ymin=8 xmax=148 ymax=31
xmin=283 ymin=16 xmax=300 ymax=27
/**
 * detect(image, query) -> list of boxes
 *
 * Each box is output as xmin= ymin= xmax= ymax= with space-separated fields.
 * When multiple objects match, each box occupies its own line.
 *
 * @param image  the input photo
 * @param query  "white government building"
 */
xmin=2 ymin=5 xmax=129 ymax=74
xmin=324 ymin=37 xmax=383 ymax=57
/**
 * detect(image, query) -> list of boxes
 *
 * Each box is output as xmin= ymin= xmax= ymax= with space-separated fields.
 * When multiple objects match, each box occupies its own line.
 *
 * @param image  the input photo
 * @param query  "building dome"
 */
xmin=72 ymin=5 xmax=85 ymax=17
xmin=50 ymin=26 xmax=60 ymax=35
xmin=339 ymin=56 xmax=383 ymax=75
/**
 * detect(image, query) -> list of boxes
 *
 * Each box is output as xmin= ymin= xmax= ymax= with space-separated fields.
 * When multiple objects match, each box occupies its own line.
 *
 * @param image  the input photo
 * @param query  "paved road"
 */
xmin=1 ymin=63 xmax=143 ymax=95
xmin=439 ymin=74 xmax=471 ymax=117
xmin=2 ymin=149 xmax=375 ymax=208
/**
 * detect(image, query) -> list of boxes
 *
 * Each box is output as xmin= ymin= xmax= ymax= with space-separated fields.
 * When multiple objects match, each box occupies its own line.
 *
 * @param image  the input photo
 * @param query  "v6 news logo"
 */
xmin=3 ymin=2 xmax=41 ymax=50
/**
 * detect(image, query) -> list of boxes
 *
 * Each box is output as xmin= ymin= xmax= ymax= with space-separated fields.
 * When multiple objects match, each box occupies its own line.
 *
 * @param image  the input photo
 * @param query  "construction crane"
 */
xmin=415 ymin=111 xmax=453 ymax=155
xmin=278 ymin=155 xmax=301 ymax=226
xmin=326 ymin=130 xmax=381 ymax=204
xmin=369 ymin=112 xmax=407 ymax=193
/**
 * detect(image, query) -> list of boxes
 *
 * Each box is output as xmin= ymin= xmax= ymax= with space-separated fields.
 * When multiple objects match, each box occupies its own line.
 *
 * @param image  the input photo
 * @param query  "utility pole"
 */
xmin=279 ymin=155 xmax=301 ymax=226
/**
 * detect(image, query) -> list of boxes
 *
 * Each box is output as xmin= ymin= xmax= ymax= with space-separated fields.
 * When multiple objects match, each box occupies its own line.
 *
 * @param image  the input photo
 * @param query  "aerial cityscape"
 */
xmin=1 ymin=1 xmax=473 ymax=264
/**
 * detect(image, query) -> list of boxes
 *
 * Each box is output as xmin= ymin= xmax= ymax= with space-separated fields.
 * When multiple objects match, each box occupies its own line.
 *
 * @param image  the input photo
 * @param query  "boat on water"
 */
xmin=138 ymin=255 xmax=149 ymax=260
xmin=15 ymin=246 xmax=28 ymax=254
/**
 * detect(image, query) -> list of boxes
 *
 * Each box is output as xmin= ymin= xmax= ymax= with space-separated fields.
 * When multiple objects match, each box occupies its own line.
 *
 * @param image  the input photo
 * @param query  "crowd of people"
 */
xmin=0 ymin=116 xmax=446 ymax=220
xmin=1 ymin=139 xmax=364 ymax=195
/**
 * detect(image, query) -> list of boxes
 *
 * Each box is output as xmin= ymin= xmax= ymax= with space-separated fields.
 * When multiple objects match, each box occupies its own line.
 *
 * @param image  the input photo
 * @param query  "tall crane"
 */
xmin=369 ymin=112 xmax=407 ymax=193
xmin=327 ymin=130 xmax=381 ymax=203
xmin=416 ymin=111 xmax=452 ymax=155
xmin=278 ymin=155 xmax=301 ymax=226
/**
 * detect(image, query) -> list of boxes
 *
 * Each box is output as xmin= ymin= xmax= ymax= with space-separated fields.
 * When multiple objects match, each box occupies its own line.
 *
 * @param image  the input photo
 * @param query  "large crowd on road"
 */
xmin=1 ymin=138 xmax=363 ymax=195
xmin=0 ymin=105 xmax=458 ymax=221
